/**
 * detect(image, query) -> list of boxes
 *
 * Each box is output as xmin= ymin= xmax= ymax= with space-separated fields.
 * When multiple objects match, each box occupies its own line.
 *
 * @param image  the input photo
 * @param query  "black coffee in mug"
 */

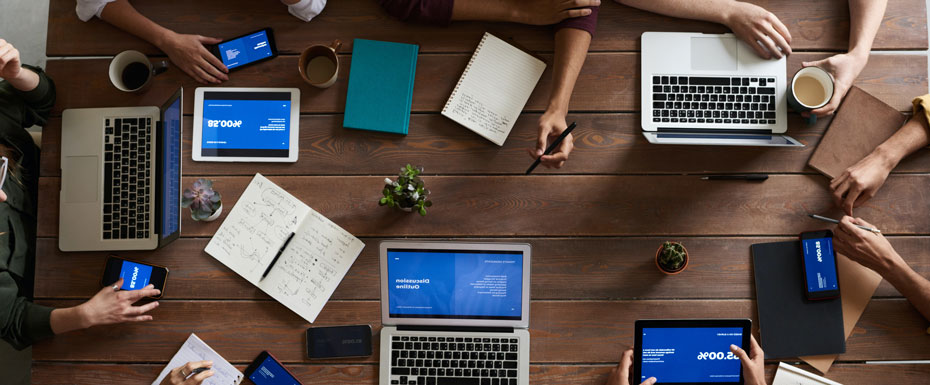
xmin=121 ymin=62 xmax=150 ymax=90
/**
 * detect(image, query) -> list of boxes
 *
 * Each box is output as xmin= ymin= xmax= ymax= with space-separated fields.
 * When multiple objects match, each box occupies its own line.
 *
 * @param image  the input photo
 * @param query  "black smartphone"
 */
xmin=208 ymin=28 xmax=278 ymax=71
xmin=799 ymin=230 xmax=840 ymax=300
xmin=101 ymin=255 xmax=168 ymax=298
xmin=244 ymin=351 xmax=303 ymax=385
xmin=306 ymin=325 xmax=372 ymax=359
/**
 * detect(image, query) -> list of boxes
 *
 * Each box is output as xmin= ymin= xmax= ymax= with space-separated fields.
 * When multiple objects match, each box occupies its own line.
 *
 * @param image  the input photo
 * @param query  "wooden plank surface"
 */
xmin=36 ymin=175 xmax=930 ymax=238
xmin=46 ymin=0 xmax=929 ymax=56
xmin=33 ymin=237 xmax=930 ymax=301
xmin=43 ymin=53 xmax=927 ymax=116
xmin=31 ymin=299 xmax=930 ymax=363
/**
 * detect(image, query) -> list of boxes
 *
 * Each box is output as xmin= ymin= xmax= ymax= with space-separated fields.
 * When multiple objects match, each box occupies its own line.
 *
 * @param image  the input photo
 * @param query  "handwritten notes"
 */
xmin=442 ymin=33 xmax=546 ymax=146
xmin=151 ymin=334 xmax=243 ymax=385
xmin=205 ymin=174 xmax=365 ymax=323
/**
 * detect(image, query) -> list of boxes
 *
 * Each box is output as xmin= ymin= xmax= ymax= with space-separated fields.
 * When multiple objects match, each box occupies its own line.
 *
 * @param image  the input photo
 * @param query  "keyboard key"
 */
xmin=661 ymin=76 xmax=669 ymax=84
xmin=731 ymin=77 xmax=741 ymax=85
xmin=690 ymin=77 xmax=729 ymax=86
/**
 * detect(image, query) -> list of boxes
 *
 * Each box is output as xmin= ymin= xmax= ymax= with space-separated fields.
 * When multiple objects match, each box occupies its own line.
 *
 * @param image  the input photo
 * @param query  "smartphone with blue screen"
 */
xmin=800 ymin=230 xmax=840 ymax=300
xmin=101 ymin=255 xmax=168 ymax=298
xmin=244 ymin=351 xmax=303 ymax=385
xmin=209 ymin=28 xmax=278 ymax=71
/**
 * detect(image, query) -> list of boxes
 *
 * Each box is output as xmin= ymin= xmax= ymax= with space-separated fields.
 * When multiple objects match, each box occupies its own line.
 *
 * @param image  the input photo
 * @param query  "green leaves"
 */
xmin=658 ymin=241 xmax=686 ymax=270
xmin=381 ymin=164 xmax=433 ymax=216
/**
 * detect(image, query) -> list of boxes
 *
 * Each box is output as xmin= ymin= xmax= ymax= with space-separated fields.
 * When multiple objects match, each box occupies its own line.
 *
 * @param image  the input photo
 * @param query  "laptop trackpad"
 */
xmin=691 ymin=37 xmax=738 ymax=71
xmin=63 ymin=156 xmax=99 ymax=203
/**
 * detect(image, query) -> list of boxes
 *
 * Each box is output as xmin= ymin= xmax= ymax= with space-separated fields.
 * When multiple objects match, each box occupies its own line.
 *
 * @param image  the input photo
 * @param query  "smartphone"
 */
xmin=244 ymin=351 xmax=303 ymax=385
xmin=799 ymin=230 xmax=840 ymax=300
xmin=306 ymin=325 xmax=372 ymax=359
xmin=101 ymin=255 xmax=168 ymax=298
xmin=209 ymin=28 xmax=278 ymax=71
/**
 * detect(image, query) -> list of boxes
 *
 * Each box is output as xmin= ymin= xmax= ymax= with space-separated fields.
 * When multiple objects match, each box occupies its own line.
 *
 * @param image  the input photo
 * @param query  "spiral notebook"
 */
xmin=442 ymin=33 xmax=547 ymax=146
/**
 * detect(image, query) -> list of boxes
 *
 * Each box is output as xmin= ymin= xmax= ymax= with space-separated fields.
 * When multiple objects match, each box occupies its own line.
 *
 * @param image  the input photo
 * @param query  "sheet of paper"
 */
xmin=442 ymin=33 xmax=546 ymax=146
xmin=151 ymin=334 xmax=243 ymax=385
xmin=772 ymin=362 xmax=843 ymax=385
xmin=799 ymin=253 xmax=882 ymax=373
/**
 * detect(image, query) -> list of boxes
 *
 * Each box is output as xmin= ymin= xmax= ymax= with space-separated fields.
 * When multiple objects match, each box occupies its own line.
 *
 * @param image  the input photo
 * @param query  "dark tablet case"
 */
xmin=751 ymin=241 xmax=846 ymax=359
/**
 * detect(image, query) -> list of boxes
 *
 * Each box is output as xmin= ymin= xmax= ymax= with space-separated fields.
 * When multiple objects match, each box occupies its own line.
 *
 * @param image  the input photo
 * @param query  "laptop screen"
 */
xmin=386 ymin=249 xmax=524 ymax=320
xmin=159 ymin=93 xmax=182 ymax=241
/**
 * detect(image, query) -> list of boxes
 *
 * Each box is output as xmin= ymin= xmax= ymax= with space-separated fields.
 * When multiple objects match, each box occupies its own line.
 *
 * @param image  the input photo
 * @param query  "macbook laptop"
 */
xmin=59 ymin=88 xmax=183 ymax=251
xmin=379 ymin=241 xmax=532 ymax=385
xmin=641 ymin=32 xmax=803 ymax=147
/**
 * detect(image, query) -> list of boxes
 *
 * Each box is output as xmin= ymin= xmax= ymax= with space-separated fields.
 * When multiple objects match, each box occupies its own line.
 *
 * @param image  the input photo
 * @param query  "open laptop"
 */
xmin=59 ymin=88 xmax=183 ymax=251
xmin=641 ymin=32 xmax=803 ymax=147
xmin=379 ymin=241 xmax=532 ymax=385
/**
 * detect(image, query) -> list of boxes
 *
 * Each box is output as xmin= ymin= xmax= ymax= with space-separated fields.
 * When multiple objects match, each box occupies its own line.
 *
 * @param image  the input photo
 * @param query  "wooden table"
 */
xmin=35 ymin=0 xmax=930 ymax=383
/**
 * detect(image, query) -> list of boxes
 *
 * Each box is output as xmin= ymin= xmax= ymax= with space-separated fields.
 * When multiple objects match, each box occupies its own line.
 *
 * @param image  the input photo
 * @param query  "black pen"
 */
xmin=186 ymin=367 xmax=210 ymax=379
xmin=525 ymin=122 xmax=577 ymax=175
xmin=700 ymin=174 xmax=769 ymax=181
xmin=260 ymin=232 xmax=295 ymax=280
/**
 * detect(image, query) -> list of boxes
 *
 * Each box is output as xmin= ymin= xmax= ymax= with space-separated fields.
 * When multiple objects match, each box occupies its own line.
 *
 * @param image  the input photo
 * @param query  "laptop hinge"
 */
xmin=397 ymin=325 xmax=515 ymax=333
xmin=657 ymin=127 xmax=773 ymax=134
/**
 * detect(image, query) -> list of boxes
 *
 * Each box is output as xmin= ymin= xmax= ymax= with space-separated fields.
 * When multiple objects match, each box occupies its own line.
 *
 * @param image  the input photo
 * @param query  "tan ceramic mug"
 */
xmin=299 ymin=40 xmax=341 ymax=88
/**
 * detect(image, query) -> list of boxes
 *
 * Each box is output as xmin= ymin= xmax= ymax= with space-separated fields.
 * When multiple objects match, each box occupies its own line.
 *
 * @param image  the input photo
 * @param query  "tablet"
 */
xmin=634 ymin=319 xmax=751 ymax=385
xmin=193 ymin=87 xmax=300 ymax=162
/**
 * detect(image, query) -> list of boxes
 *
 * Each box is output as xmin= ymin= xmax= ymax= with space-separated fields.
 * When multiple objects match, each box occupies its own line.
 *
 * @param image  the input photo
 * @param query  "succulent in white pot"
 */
xmin=181 ymin=178 xmax=223 ymax=221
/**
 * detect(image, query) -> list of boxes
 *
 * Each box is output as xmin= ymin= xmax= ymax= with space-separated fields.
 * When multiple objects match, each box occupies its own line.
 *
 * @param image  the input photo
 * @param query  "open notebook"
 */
xmin=442 ymin=32 xmax=546 ymax=146
xmin=152 ymin=334 xmax=243 ymax=385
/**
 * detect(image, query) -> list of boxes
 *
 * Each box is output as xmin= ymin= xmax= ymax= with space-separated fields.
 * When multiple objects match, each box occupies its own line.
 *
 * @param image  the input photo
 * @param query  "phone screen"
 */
xmin=216 ymin=30 xmax=274 ymax=70
xmin=801 ymin=236 xmax=838 ymax=293
xmin=248 ymin=354 xmax=301 ymax=385
xmin=118 ymin=260 xmax=154 ymax=290
xmin=307 ymin=325 xmax=372 ymax=358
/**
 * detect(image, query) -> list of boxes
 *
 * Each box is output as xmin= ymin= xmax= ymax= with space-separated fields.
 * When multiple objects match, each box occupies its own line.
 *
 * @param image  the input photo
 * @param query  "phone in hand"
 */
xmin=306 ymin=325 xmax=372 ymax=359
xmin=208 ymin=28 xmax=278 ymax=71
xmin=244 ymin=351 xmax=303 ymax=385
xmin=799 ymin=230 xmax=840 ymax=300
xmin=101 ymin=255 xmax=168 ymax=298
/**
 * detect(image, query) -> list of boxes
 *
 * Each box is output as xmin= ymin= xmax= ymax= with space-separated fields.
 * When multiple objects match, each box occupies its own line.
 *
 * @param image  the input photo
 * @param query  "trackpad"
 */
xmin=63 ymin=156 xmax=99 ymax=203
xmin=691 ymin=37 xmax=738 ymax=71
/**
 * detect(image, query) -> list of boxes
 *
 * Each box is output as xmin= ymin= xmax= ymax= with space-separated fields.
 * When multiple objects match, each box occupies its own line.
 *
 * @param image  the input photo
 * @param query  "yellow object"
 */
xmin=911 ymin=94 xmax=930 ymax=123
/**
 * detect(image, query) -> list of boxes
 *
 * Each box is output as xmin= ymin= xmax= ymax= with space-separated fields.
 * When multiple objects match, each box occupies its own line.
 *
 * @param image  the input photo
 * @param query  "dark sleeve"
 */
xmin=0 ymin=272 xmax=55 ymax=350
xmin=11 ymin=65 xmax=57 ymax=129
xmin=555 ymin=6 xmax=599 ymax=36
xmin=377 ymin=0 xmax=454 ymax=26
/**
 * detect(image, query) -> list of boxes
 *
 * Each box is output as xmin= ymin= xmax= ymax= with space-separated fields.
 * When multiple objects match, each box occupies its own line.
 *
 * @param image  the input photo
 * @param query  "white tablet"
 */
xmin=193 ymin=87 xmax=300 ymax=162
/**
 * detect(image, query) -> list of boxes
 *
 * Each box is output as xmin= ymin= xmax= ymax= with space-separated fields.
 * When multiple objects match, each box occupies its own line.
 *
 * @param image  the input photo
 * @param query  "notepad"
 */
xmin=442 ymin=33 xmax=547 ymax=146
xmin=205 ymin=173 xmax=365 ymax=323
xmin=151 ymin=334 xmax=243 ymax=385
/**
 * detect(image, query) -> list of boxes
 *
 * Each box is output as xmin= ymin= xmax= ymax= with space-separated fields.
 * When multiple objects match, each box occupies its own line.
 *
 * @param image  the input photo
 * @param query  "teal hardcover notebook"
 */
xmin=343 ymin=39 xmax=419 ymax=135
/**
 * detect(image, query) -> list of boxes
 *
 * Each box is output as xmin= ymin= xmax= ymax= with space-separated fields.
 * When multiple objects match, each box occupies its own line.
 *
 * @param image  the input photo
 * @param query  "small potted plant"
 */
xmin=380 ymin=164 xmax=433 ymax=216
xmin=656 ymin=241 xmax=689 ymax=275
xmin=182 ymin=178 xmax=223 ymax=222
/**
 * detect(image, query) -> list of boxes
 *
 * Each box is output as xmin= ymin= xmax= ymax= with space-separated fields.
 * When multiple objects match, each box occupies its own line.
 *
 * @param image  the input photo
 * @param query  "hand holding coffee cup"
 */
xmin=787 ymin=66 xmax=834 ymax=125
xmin=109 ymin=50 xmax=169 ymax=93
xmin=299 ymin=40 xmax=341 ymax=88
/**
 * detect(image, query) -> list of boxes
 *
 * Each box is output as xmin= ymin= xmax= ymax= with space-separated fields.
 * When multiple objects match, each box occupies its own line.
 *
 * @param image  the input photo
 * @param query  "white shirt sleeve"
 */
xmin=75 ymin=0 xmax=116 ymax=22
xmin=284 ymin=0 xmax=327 ymax=22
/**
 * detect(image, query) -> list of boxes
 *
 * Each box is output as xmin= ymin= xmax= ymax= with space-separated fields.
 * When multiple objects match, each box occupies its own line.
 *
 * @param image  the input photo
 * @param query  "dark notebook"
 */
xmin=751 ymin=241 xmax=846 ymax=359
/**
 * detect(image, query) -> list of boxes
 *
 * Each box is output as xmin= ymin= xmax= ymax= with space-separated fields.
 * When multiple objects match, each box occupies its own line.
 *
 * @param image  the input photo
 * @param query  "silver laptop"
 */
xmin=59 ymin=88 xmax=183 ymax=251
xmin=379 ymin=241 xmax=532 ymax=385
xmin=641 ymin=32 xmax=803 ymax=147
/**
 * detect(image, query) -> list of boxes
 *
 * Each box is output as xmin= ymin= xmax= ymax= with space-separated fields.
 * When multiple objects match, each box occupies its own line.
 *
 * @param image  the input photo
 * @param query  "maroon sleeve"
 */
xmin=377 ymin=0 xmax=455 ymax=26
xmin=555 ymin=6 xmax=599 ymax=36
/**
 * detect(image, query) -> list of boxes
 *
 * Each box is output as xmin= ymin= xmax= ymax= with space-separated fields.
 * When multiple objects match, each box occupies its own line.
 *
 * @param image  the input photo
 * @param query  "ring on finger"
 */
xmin=181 ymin=369 xmax=188 ymax=377
xmin=112 ymin=284 xmax=120 ymax=291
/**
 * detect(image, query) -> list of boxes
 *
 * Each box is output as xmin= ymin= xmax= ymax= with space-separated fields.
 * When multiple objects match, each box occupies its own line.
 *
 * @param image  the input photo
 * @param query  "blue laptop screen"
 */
xmin=387 ymin=249 xmax=524 ymax=320
xmin=160 ymin=95 xmax=181 ymax=240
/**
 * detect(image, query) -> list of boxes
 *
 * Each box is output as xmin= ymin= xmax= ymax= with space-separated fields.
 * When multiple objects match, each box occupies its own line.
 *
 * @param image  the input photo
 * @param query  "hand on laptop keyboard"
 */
xmin=721 ymin=2 xmax=792 ymax=59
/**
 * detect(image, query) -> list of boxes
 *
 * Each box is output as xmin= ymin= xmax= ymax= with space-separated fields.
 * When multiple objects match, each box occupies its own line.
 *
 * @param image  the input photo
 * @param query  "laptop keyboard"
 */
xmin=651 ymin=75 xmax=778 ymax=125
xmin=390 ymin=335 xmax=520 ymax=385
xmin=102 ymin=117 xmax=152 ymax=240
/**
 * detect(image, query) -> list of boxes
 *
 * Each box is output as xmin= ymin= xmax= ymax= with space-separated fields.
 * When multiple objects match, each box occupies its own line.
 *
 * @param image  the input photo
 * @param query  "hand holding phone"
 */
xmin=101 ymin=255 xmax=169 ymax=298
xmin=209 ymin=28 xmax=278 ymax=71
xmin=800 ymin=230 xmax=840 ymax=300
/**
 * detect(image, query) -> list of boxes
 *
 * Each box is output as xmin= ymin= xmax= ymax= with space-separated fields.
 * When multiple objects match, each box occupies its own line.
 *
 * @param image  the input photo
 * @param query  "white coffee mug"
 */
xmin=108 ymin=50 xmax=168 ymax=92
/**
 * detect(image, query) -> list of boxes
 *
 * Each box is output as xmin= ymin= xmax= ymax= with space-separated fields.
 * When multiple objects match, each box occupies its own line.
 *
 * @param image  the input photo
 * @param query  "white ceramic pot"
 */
xmin=196 ymin=203 xmax=223 ymax=222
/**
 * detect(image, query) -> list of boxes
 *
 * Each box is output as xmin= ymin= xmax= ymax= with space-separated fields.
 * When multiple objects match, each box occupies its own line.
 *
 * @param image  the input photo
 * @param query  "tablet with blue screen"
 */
xmin=634 ymin=319 xmax=751 ymax=385
xmin=192 ymin=87 xmax=300 ymax=162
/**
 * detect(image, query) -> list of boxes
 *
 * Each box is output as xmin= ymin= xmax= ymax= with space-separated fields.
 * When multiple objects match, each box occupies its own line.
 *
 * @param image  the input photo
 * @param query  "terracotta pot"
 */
xmin=655 ymin=243 xmax=689 ymax=275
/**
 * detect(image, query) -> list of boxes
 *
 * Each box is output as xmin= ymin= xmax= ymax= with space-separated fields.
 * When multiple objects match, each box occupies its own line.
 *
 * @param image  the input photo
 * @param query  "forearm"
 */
xmin=617 ymin=0 xmax=735 ymax=25
xmin=49 ymin=306 xmax=90 ymax=335
xmin=547 ymin=28 xmax=591 ymax=114
xmin=847 ymin=0 xmax=887 ymax=57
xmin=884 ymin=258 xmax=930 ymax=322
xmin=871 ymin=113 xmax=930 ymax=170
xmin=99 ymin=0 xmax=175 ymax=48
xmin=4 ymin=66 xmax=40 ymax=92
xmin=451 ymin=0 xmax=521 ymax=22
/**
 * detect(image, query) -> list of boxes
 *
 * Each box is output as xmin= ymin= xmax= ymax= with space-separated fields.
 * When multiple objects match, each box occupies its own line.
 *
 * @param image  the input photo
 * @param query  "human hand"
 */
xmin=834 ymin=216 xmax=903 ymax=275
xmin=830 ymin=151 xmax=895 ymax=215
xmin=159 ymin=32 xmax=228 ymax=84
xmin=519 ymin=0 xmax=600 ymax=25
xmin=606 ymin=349 xmax=656 ymax=385
xmin=723 ymin=2 xmax=792 ymax=59
xmin=729 ymin=335 xmax=765 ymax=385
xmin=159 ymin=361 xmax=214 ymax=385
xmin=0 ymin=39 xmax=23 ymax=80
xmin=527 ymin=111 xmax=574 ymax=169
xmin=802 ymin=52 xmax=868 ymax=117
xmin=77 ymin=278 xmax=161 ymax=328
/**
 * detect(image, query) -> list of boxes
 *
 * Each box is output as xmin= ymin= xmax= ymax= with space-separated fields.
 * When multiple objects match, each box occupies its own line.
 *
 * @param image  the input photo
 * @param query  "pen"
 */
xmin=525 ymin=122 xmax=577 ymax=175
xmin=186 ymin=367 xmax=210 ymax=379
xmin=808 ymin=214 xmax=881 ymax=234
xmin=261 ymin=232 xmax=296 ymax=280
xmin=700 ymin=174 xmax=769 ymax=181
